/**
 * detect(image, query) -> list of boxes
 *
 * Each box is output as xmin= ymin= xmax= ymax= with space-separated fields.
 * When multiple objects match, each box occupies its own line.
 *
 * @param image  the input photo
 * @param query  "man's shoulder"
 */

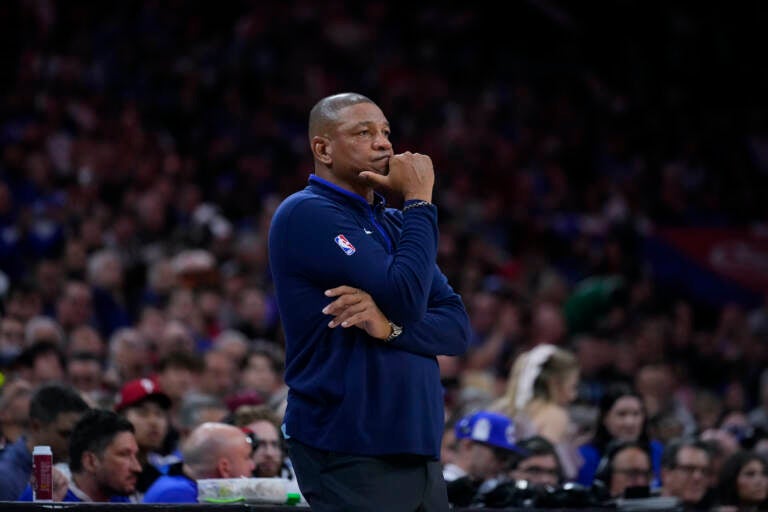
xmin=143 ymin=474 xmax=197 ymax=503
xmin=276 ymin=188 xmax=325 ymax=209
xmin=271 ymin=190 xmax=340 ymax=226
xmin=148 ymin=474 xmax=194 ymax=489
xmin=0 ymin=438 xmax=30 ymax=468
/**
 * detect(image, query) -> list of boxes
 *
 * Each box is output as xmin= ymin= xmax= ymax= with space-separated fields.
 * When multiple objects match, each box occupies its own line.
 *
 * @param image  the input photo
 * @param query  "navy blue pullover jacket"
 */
xmin=269 ymin=175 xmax=470 ymax=458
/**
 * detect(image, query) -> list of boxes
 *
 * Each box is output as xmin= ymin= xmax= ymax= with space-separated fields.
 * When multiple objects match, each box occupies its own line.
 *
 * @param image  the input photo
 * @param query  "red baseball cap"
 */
xmin=115 ymin=377 xmax=171 ymax=412
xmin=224 ymin=390 xmax=265 ymax=413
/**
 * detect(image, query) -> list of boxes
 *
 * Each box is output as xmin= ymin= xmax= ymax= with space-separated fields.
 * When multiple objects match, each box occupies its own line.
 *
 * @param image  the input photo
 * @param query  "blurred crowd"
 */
xmin=1 ymin=0 xmax=768 ymax=509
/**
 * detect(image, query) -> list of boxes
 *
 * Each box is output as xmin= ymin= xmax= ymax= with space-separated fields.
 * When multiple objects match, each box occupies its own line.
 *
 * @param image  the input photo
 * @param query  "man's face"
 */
xmin=467 ymin=443 xmax=508 ymax=481
xmin=241 ymin=354 xmax=278 ymax=395
xmin=662 ymin=446 xmax=711 ymax=504
xmin=58 ymin=283 xmax=93 ymax=327
xmin=325 ymin=103 xmax=393 ymax=188
xmin=68 ymin=327 xmax=105 ymax=359
xmin=248 ymin=420 xmax=283 ymax=477
xmin=123 ymin=400 xmax=168 ymax=452
xmin=67 ymin=359 xmax=102 ymax=392
xmin=202 ymin=353 xmax=236 ymax=397
xmin=94 ymin=431 xmax=141 ymax=496
xmin=512 ymin=454 xmax=560 ymax=487
xmin=609 ymin=447 xmax=652 ymax=498
xmin=158 ymin=366 xmax=197 ymax=402
xmin=33 ymin=351 xmax=65 ymax=385
xmin=37 ymin=411 xmax=85 ymax=463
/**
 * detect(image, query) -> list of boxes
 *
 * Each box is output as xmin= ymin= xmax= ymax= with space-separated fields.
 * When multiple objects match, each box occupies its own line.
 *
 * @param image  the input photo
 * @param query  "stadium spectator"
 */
xmin=0 ymin=382 xmax=90 ymax=500
xmin=715 ymin=450 xmax=768 ymax=511
xmin=233 ymin=404 xmax=290 ymax=479
xmin=509 ymin=435 xmax=564 ymax=488
xmin=446 ymin=411 xmax=524 ymax=508
xmin=592 ymin=439 xmax=653 ymax=500
xmin=492 ymin=344 xmax=582 ymax=479
xmin=115 ymin=377 xmax=175 ymax=497
xmin=0 ymin=378 xmax=32 ymax=450
xmin=659 ymin=437 xmax=714 ymax=509
xmin=577 ymin=382 xmax=663 ymax=489
xmin=19 ymin=409 xmax=142 ymax=502
xmin=239 ymin=340 xmax=288 ymax=415
xmin=142 ymin=422 xmax=255 ymax=503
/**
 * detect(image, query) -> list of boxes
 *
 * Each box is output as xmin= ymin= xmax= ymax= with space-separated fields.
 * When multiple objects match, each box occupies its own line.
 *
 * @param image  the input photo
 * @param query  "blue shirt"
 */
xmin=0 ymin=436 xmax=31 ymax=500
xmin=269 ymin=175 xmax=470 ymax=458
xmin=142 ymin=474 xmax=197 ymax=503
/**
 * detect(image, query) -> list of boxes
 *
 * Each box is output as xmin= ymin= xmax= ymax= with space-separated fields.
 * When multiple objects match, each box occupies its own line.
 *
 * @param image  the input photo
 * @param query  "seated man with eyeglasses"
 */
xmin=233 ymin=404 xmax=290 ymax=479
xmin=470 ymin=433 xmax=602 ymax=509
xmin=509 ymin=435 xmax=563 ymax=488
xmin=660 ymin=437 xmax=714 ymax=509
xmin=235 ymin=405 xmax=306 ymax=506
xmin=592 ymin=439 xmax=654 ymax=500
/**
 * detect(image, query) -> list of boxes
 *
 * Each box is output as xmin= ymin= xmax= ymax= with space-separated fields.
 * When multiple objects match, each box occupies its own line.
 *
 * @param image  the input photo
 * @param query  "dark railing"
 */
xmin=0 ymin=503 xmax=685 ymax=512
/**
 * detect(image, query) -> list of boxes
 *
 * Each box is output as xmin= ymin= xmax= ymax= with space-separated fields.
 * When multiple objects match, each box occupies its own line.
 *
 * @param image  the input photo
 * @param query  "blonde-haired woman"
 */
xmin=492 ymin=343 xmax=582 ymax=479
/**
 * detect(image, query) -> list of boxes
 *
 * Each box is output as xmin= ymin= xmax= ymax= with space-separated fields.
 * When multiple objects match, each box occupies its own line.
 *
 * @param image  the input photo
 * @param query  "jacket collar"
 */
xmin=308 ymin=174 xmax=386 ymax=212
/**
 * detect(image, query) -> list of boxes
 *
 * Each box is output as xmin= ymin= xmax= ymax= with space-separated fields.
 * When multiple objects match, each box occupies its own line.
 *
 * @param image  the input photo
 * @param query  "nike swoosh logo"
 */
xmin=363 ymin=229 xmax=373 ymax=235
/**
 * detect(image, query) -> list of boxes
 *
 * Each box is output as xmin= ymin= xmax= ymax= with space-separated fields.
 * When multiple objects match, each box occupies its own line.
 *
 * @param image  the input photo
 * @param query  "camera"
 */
xmin=471 ymin=480 xmax=605 ymax=509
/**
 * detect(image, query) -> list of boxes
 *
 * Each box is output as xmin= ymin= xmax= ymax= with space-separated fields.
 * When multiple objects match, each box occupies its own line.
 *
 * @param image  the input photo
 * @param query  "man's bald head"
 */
xmin=181 ymin=422 xmax=254 ymax=479
xmin=308 ymin=92 xmax=375 ymax=140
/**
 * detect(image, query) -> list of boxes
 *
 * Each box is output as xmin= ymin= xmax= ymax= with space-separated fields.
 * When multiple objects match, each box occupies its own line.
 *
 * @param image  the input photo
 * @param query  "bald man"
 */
xmin=142 ymin=422 xmax=255 ymax=503
xmin=269 ymin=92 xmax=470 ymax=511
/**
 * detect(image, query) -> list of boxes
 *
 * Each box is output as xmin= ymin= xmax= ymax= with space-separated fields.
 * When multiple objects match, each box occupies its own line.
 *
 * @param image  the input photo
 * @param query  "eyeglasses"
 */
xmin=673 ymin=464 xmax=711 ymax=477
xmin=245 ymin=432 xmax=281 ymax=454
xmin=613 ymin=468 xmax=652 ymax=480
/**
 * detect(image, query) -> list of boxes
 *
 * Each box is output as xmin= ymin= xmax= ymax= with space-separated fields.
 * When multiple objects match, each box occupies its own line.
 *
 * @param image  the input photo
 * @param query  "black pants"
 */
xmin=287 ymin=438 xmax=449 ymax=512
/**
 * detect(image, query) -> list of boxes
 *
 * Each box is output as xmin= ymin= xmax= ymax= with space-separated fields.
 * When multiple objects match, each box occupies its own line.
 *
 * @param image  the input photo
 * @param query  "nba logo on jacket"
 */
xmin=334 ymin=234 xmax=356 ymax=255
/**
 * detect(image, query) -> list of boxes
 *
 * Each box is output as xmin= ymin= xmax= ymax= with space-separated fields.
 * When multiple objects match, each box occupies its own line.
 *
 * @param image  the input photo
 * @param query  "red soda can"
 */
xmin=32 ymin=445 xmax=53 ymax=501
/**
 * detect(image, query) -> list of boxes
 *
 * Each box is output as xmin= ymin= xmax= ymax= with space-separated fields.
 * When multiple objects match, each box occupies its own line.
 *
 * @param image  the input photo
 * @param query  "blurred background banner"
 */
xmin=646 ymin=228 xmax=768 ymax=309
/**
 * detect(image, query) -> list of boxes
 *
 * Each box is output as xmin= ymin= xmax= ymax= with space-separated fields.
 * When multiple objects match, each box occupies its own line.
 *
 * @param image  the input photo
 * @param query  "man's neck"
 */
xmin=71 ymin=473 xmax=110 ymax=502
xmin=182 ymin=463 xmax=201 ymax=481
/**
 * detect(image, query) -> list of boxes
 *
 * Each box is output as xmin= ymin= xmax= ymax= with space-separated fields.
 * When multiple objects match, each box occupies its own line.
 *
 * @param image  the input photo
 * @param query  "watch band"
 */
xmin=385 ymin=321 xmax=403 ymax=342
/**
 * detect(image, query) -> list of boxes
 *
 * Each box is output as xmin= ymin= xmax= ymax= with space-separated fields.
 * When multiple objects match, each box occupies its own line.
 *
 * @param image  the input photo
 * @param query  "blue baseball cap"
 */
xmin=455 ymin=411 xmax=521 ymax=453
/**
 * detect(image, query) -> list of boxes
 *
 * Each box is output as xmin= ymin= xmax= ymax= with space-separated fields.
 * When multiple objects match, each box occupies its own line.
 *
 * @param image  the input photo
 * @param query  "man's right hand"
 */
xmin=359 ymin=152 xmax=434 ymax=202
xmin=322 ymin=286 xmax=392 ymax=340
xmin=52 ymin=466 xmax=69 ymax=501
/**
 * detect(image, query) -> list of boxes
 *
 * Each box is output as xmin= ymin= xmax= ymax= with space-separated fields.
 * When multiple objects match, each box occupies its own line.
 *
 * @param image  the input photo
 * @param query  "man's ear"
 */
xmin=217 ymin=457 xmax=231 ymax=478
xmin=312 ymin=136 xmax=332 ymax=165
xmin=82 ymin=451 xmax=99 ymax=472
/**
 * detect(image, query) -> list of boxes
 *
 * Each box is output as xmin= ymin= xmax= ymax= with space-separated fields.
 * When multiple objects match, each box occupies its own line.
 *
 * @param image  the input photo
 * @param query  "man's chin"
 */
xmin=256 ymin=465 xmax=280 ymax=478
